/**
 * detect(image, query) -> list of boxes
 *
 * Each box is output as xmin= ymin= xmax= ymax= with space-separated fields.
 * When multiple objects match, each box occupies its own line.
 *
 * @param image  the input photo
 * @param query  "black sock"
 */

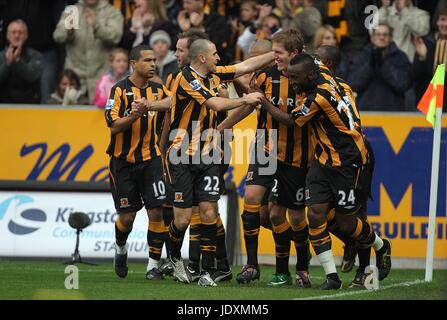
xmin=168 ymin=220 xmax=185 ymax=260
xmin=292 ymin=221 xmax=310 ymax=272
xmin=200 ymin=221 xmax=217 ymax=272
xmin=216 ymin=215 xmax=230 ymax=271
xmin=242 ymin=203 xmax=260 ymax=266
xmin=148 ymin=220 xmax=164 ymax=263
xmin=162 ymin=206 xmax=174 ymax=255
xmin=272 ymin=221 xmax=292 ymax=275
xmin=358 ymin=247 xmax=371 ymax=272
xmin=188 ymin=212 xmax=201 ymax=271
xmin=115 ymin=219 xmax=132 ymax=246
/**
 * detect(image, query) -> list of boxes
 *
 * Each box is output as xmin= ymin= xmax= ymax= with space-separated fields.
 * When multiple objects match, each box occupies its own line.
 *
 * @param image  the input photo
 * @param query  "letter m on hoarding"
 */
xmin=21 ymin=143 xmax=94 ymax=181
xmin=365 ymin=127 xmax=446 ymax=217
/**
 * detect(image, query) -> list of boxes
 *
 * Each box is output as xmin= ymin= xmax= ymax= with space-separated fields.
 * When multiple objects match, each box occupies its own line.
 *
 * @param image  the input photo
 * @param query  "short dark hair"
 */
xmin=289 ymin=53 xmax=318 ymax=73
xmin=59 ymin=69 xmax=81 ymax=89
xmin=129 ymin=44 xmax=152 ymax=61
xmin=316 ymin=45 xmax=341 ymax=69
xmin=177 ymin=28 xmax=209 ymax=48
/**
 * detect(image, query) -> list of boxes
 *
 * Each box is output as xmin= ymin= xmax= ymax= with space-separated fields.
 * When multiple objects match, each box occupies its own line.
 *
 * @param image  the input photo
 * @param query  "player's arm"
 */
xmin=205 ymin=93 xmax=262 ymax=112
xmin=291 ymin=98 xmax=321 ymax=127
xmin=217 ymin=104 xmax=255 ymax=131
xmin=109 ymin=100 xmax=147 ymax=135
xmin=147 ymin=96 xmax=172 ymax=111
xmin=159 ymin=109 xmax=171 ymax=156
xmin=261 ymin=96 xmax=295 ymax=127
xmin=233 ymin=51 xmax=275 ymax=78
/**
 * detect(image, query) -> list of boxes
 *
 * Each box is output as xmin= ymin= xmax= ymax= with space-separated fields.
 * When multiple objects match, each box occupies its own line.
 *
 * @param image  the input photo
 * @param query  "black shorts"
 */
xmin=165 ymin=160 xmax=221 ymax=209
xmin=269 ymin=161 xmax=307 ymax=210
xmin=305 ymin=161 xmax=362 ymax=214
xmin=245 ymin=151 xmax=275 ymax=188
xmin=109 ymin=156 xmax=166 ymax=213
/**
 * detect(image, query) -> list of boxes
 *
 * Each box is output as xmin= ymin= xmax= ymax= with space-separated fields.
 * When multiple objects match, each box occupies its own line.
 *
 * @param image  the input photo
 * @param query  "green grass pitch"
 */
xmin=0 ymin=260 xmax=446 ymax=300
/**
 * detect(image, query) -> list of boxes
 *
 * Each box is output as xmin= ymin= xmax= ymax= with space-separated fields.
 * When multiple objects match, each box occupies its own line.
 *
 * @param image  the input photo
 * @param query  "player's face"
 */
xmin=272 ymin=42 xmax=295 ymax=72
xmin=437 ymin=15 xmax=447 ymax=38
xmin=204 ymin=43 xmax=220 ymax=73
xmin=287 ymin=64 xmax=314 ymax=95
xmin=132 ymin=50 xmax=156 ymax=79
xmin=175 ymin=38 xmax=189 ymax=68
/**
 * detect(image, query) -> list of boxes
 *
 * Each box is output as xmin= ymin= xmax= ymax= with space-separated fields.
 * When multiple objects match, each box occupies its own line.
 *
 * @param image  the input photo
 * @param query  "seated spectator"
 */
xmin=93 ymin=48 xmax=129 ymax=108
xmin=347 ymin=23 xmax=412 ymax=112
xmin=313 ymin=25 xmax=349 ymax=79
xmin=378 ymin=0 xmax=430 ymax=63
xmin=413 ymin=0 xmax=447 ymax=111
xmin=177 ymin=0 xmax=232 ymax=64
xmin=48 ymin=69 xmax=89 ymax=106
xmin=0 ymin=19 xmax=43 ymax=104
xmin=119 ymin=0 xmax=176 ymax=52
xmin=53 ymin=0 xmax=124 ymax=102
xmin=149 ymin=30 xmax=178 ymax=83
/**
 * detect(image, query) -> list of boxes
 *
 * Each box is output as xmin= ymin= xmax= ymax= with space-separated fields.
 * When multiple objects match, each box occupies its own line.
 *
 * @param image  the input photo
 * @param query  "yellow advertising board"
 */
xmin=0 ymin=107 xmax=446 ymax=259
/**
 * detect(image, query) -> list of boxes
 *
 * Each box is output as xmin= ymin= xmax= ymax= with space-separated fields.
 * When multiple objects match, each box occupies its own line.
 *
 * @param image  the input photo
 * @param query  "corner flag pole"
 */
xmin=418 ymin=64 xmax=445 ymax=282
xmin=425 ymin=106 xmax=442 ymax=282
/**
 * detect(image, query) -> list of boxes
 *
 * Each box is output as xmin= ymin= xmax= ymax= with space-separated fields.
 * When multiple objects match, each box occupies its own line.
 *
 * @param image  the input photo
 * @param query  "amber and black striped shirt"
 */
xmin=168 ymin=65 xmax=236 ymax=157
xmin=105 ymin=77 xmax=171 ymax=163
xmin=291 ymin=67 xmax=367 ymax=167
xmin=255 ymin=66 xmax=314 ymax=168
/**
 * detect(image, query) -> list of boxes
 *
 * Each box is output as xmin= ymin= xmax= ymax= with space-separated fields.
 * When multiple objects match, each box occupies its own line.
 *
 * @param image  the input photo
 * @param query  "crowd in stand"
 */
xmin=0 ymin=0 xmax=444 ymax=111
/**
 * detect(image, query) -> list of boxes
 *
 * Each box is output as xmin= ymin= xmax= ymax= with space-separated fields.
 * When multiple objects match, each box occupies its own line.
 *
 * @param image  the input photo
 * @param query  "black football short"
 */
xmin=109 ymin=156 xmax=166 ymax=213
xmin=269 ymin=161 xmax=308 ymax=210
xmin=165 ymin=160 xmax=221 ymax=209
xmin=305 ymin=161 xmax=362 ymax=214
xmin=245 ymin=151 xmax=275 ymax=188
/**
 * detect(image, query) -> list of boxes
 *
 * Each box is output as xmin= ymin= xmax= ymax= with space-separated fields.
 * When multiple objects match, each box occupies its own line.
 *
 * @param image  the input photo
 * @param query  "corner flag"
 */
xmin=417 ymin=64 xmax=445 ymax=126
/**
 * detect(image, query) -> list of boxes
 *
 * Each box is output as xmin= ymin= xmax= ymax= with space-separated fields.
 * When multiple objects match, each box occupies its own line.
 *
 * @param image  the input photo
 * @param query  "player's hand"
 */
xmin=243 ymin=92 xmax=264 ymax=107
xmin=130 ymin=98 xmax=148 ymax=118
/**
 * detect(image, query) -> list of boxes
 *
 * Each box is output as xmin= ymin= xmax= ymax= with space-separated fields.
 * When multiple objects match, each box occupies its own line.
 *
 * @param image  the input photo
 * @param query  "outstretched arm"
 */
xmin=233 ymin=51 xmax=274 ymax=78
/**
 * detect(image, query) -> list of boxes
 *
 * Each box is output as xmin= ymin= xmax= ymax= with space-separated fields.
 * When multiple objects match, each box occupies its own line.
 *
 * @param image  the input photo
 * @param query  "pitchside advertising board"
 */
xmin=0 ymin=191 xmax=228 ymax=258
xmin=0 ymin=107 xmax=446 ymax=260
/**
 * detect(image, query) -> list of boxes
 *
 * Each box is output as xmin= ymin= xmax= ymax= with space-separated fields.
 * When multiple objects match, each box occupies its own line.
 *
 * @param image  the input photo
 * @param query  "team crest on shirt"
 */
xmin=105 ymin=99 xmax=114 ymax=110
xmin=189 ymin=79 xmax=202 ymax=91
xmin=174 ymin=192 xmax=184 ymax=202
xmin=301 ymin=104 xmax=310 ymax=115
xmin=120 ymin=198 xmax=131 ymax=208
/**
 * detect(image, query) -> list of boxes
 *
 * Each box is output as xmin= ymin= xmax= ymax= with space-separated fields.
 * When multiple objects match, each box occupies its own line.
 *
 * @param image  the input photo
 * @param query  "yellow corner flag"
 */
xmin=417 ymin=64 xmax=445 ymax=127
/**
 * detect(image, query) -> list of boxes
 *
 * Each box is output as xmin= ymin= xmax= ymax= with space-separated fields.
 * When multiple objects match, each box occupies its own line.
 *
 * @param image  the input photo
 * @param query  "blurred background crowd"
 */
xmin=0 ymin=0 xmax=444 ymax=111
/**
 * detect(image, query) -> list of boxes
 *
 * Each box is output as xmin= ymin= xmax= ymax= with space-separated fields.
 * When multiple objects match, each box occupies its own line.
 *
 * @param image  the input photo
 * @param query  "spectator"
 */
xmin=48 ymin=69 xmax=89 ymax=105
xmin=177 ymin=0 xmax=233 ymax=64
xmin=314 ymin=0 xmax=374 ymax=61
xmin=0 ymin=0 xmax=66 ymax=104
xmin=378 ymin=0 xmax=430 ymax=63
xmin=53 ymin=0 xmax=124 ymax=102
xmin=237 ymin=5 xmax=281 ymax=58
xmin=0 ymin=20 xmax=43 ymax=104
xmin=413 ymin=0 xmax=447 ymax=112
xmin=313 ymin=25 xmax=349 ymax=79
xmin=149 ymin=30 xmax=178 ymax=83
xmin=274 ymin=0 xmax=321 ymax=45
xmin=93 ymin=48 xmax=129 ymax=108
xmin=231 ymin=0 xmax=260 ymax=60
xmin=110 ymin=0 xmax=135 ymax=23
xmin=119 ymin=0 xmax=176 ymax=52
xmin=162 ymin=0 xmax=183 ymax=26
xmin=348 ymin=23 xmax=412 ymax=111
